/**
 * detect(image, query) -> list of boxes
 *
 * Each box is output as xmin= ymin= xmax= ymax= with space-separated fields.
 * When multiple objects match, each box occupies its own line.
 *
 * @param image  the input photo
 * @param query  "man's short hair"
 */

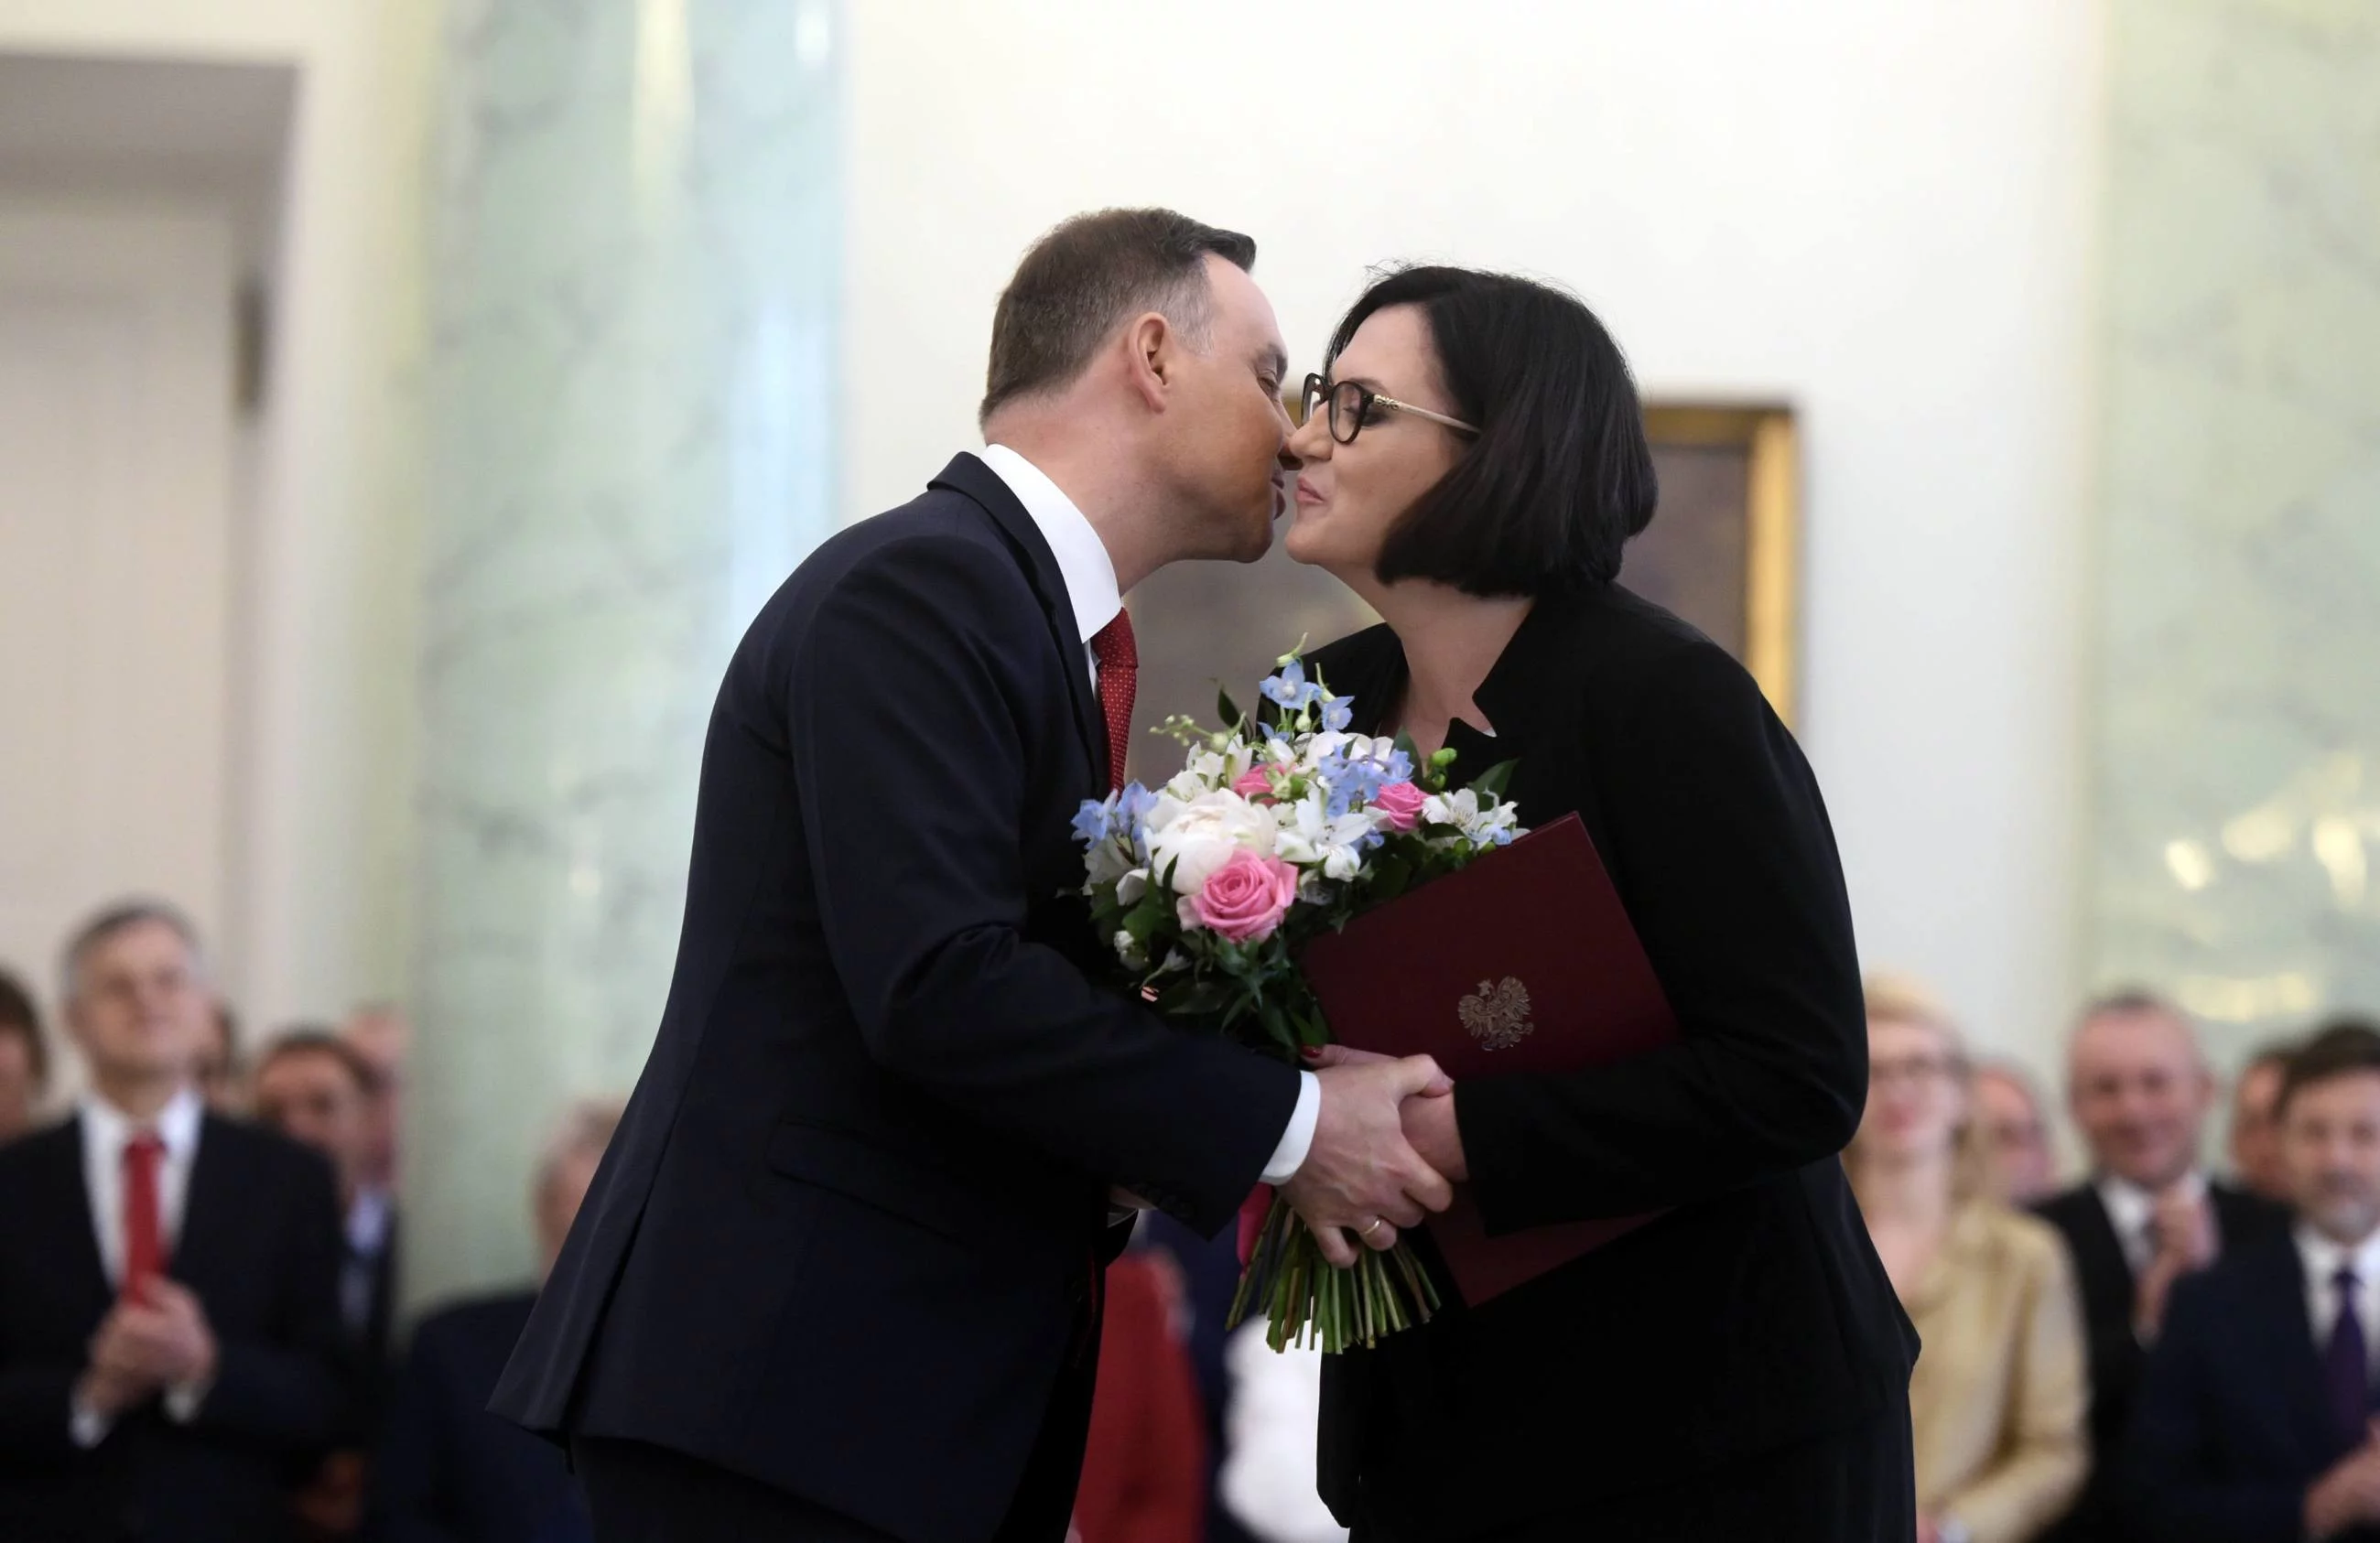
xmin=2080 ymin=987 xmax=2187 ymax=1024
xmin=536 ymin=1096 xmax=625 ymax=1202
xmin=979 ymin=208 xmax=1257 ymax=426
xmin=0 ymin=966 xmax=48 ymax=1091
xmin=254 ymin=1026 xmax=381 ymax=1098
xmin=2276 ymin=1018 xmax=2380 ymax=1117
xmin=59 ymin=899 xmax=208 ymax=1001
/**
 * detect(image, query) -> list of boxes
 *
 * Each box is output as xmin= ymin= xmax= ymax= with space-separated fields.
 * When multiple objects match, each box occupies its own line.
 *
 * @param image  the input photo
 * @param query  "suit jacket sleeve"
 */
xmin=0 ymin=1363 xmax=80 ymax=1455
xmin=191 ymin=1148 xmax=350 ymax=1449
xmin=1459 ymin=642 xmax=1869 ymax=1230
xmin=2120 ymin=1277 xmax=2307 ymax=1543
xmin=784 ymin=536 xmax=1300 ymax=1235
xmin=1939 ymin=1235 xmax=2091 ymax=1543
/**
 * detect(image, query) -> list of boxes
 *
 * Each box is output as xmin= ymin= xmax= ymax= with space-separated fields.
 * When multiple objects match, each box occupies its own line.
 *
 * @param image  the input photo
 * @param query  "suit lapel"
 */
xmin=2246 ymin=1237 xmax=2342 ymax=1458
xmin=2068 ymin=1188 xmax=2138 ymax=1310
xmin=930 ymin=453 xmax=1108 ymax=789
xmin=171 ymin=1115 xmax=237 ymax=1293
xmin=44 ymin=1117 xmax=115 ymax=1317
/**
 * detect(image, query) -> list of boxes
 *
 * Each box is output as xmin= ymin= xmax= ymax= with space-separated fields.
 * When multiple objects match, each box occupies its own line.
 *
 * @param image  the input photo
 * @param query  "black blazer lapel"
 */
xmin=2245 ymin=1236 xmax=2342 ymax=1459
xmin=2064 ymin=1187 xmax=2138 ymax=1310
xmin=39 ymin=1117 xmax=114 ymax=1319
xmin=930 ymin=452 xmax=1108 ymax=788
xmin=171 ymin=1114 xmax=242 ymax=1293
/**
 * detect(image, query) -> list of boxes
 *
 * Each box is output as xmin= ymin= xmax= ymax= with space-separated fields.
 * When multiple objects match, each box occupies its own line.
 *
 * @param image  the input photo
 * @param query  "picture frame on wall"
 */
xmin=1120 ymin=399 xmax=1802 ymax=785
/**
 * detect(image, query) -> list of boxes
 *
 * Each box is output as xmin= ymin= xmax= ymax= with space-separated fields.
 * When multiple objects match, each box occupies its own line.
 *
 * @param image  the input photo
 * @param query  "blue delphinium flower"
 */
xmin=1115 ymin=782 xmax=1158 ymax=858
xmin=1071 ymin=794 xmax=1117 ymax=847
xmin=1320 ymin=695 xmax=1355 ymax=733
xmin=1259 ymin=660 xmax=1323 ymax=714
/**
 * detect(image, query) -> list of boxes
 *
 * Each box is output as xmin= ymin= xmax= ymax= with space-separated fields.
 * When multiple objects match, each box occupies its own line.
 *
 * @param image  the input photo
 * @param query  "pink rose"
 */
xmin=1372 ymin=781 xmax=1428 ymax=833
xmin=1192 ymin=848 xmax=1300 ymax=943
xmin=1230 ymin=768 xmax=1275 ymax=801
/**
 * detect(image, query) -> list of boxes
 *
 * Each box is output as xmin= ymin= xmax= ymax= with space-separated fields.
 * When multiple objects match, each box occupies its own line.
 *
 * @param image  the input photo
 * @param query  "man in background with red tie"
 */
xmin=0 ymin=901 xmax=349 ymax=1541
xmin=2125 ymin=1018 xmax=2380 ymax=1542
xmin=494 ymin=209 xmax=1455 ymax=1543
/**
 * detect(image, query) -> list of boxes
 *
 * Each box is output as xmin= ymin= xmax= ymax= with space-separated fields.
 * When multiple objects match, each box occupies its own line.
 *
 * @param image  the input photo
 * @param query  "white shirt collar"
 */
xmin=2097 ymin=1169 xmax=2207 ymax=1234
xmin=978 ymin=444 xmax=1123 ymax=645
xmin=2299 ymin=1224 xmax=2380 ymax=1295
xmin=79 ymin=1084 xmax=203 ymax=1167
xmin=347 ymin=1186 xmax=395 ymax=1257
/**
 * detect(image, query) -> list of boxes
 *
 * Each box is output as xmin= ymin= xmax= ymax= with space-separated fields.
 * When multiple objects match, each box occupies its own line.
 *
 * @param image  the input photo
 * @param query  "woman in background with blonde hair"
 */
xmin=1850 ymin=976 xmax=2090 ymax=1543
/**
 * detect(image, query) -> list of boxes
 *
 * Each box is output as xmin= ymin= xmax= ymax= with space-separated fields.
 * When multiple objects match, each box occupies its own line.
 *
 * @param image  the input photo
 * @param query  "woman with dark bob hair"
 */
xmin=1284 ymin=266 xmax=1919 ymax=1541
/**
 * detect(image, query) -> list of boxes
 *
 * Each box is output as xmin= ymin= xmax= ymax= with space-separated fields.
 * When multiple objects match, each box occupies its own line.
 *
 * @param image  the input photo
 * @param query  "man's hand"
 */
xmin=71 ymin=1355 xmax=148 ymax=1421
xmin=1402 ymin=1089 xmax=1468 ymax=1184
xmin=2135 ymin=1188 xmax=2218 ymax=1337
xmin=1280 ymin=1054 xmax=1455 ymax=1268
xmin=92 ymin=1280 xmax=218 ymax=1392
xmin=2305 ymin=1427 xmax=2380 ymax=1538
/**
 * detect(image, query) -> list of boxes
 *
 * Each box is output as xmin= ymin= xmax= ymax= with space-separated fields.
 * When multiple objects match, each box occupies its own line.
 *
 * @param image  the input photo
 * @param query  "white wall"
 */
xmin=846 ymin=0 xmax=2106 ymax=1074
xmin=0 ymin=0 xmax=437 ymax=1028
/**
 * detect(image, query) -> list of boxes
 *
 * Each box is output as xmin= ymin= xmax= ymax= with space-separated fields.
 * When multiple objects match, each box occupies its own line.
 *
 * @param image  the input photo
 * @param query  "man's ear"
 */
xmin=1123 ymin=310 xmax=1174 ymax=413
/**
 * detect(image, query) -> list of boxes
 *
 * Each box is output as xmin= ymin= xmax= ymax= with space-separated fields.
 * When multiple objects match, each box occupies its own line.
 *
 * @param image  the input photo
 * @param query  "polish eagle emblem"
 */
xmin=1458 ymin=977 xmax=1534 ymax=1052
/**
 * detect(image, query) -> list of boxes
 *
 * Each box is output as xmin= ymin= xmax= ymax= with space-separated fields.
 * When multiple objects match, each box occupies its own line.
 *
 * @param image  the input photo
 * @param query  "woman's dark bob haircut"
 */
xmin=1324 ymin=265 xmax=1658 ymax=598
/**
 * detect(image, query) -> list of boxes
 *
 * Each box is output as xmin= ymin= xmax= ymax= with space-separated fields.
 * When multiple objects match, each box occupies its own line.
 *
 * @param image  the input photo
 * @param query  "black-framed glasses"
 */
xmin=1301 ymin=372 xmax=1478 ymax=446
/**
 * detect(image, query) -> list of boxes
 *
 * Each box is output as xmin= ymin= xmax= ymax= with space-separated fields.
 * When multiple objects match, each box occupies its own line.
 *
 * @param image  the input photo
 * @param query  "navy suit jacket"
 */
xmin=369 ymin=1291 xmax=588 ymax=1543
xmin=2036 ymin=1180 xmax=2291 ymax=1541
xmin=491 ymin=453 xmax=1301 ymax=1543
xmin=0 ymin=1113 xmax=350 ymax=1543
xmin=2125 ymin=1231 xmax=2380 ymax=1543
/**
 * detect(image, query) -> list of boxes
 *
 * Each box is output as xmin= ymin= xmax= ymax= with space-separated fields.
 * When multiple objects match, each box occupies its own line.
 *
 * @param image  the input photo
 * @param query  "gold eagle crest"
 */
xmin=1458 ymin=977 xmax=1533 ymax=1052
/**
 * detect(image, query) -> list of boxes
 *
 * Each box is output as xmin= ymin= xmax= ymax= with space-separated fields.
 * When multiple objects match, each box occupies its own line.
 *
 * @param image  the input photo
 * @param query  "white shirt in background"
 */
xmin=2297 ymin=1223 xmax=2380 ymax=1376
xmin=2096 ymin=1169 xmax=2211 ymax=1277
xmin=70 ymin=1084 xmax=211 ymax=1447
xmin=1219 ymin=1319 xmax=1349 ymax=1543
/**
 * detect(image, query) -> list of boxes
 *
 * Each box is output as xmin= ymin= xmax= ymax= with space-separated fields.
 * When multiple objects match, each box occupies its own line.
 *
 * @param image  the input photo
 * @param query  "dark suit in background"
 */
xmin=2122 ymin=1235 xmax=2379 ymax=1543
xmin=1305 ymin=588 xmax=1918 ymax=1542
xmin=368 ymin=1291 xmax=588 ymax=1543
xmin=492 ymin=454 xmax=1300 ymax=1543
xmin=2035 ymin=1182 xmax=2290 ymax=1540
xmin=0 ymin=1114 xmax=349 ymax=1542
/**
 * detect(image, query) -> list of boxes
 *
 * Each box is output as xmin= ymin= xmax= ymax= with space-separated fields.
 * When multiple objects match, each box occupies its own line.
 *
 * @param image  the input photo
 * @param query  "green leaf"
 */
xmin=1217 ymin=685 xmax=1243 ymax=733
xmin=1469 ymin=758 xmax=1520 ymax=802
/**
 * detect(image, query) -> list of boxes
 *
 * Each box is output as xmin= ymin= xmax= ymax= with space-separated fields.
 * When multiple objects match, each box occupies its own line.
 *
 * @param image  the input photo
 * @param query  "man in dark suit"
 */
xmin=368 ymin=1099 xmax=617 ymax=1543
xmin=254 ymin=1027 xmax=406 ymax=1535
xmin=0 ymin=901 xmax=350 ymax=1542
xmin=491 ymin=209 xmax=1455 ymax=1543
xmin=2036 ymin=990 xmax=2290 ymax=1540
xmin=2126 ymin=1019 xmax=2380 ymax=1541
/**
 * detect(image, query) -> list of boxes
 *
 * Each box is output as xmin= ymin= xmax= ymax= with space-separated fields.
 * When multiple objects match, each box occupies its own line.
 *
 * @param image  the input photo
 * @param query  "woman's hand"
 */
xmin=1305 ymin=1044 xmax=1467 ymax=1183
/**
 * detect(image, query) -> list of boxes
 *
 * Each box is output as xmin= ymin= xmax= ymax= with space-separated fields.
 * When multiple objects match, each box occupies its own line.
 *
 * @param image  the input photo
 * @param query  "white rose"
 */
xmin=1144 ymin=791 xmax=1280 ymax=896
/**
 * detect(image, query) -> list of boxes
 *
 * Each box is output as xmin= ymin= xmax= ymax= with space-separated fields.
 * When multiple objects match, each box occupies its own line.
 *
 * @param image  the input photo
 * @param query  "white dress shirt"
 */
xmin=2298 ymin=1224 xmax=2380 ymax=1376
xmin=342 ymin=1186 xmax=396 ymax=1333
xmin=979 ymin=444 xmax=1320 ymax=1185
xmin=70 ymin=1084 xmax=210 ymax=1446
xmin=2096 ymin=1169 xmax=2211 ymax=1277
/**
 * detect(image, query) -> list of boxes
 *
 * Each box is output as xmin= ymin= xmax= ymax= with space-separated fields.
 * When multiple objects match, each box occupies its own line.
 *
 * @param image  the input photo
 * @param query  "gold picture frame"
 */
xmin=1637 ymin=405 xmax=1801 ymax=727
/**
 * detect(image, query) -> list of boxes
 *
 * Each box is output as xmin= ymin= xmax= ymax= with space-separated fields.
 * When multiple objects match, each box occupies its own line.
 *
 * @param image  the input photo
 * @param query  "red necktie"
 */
xmin=1089 ymin=611 xmax=1138 ymax=793
xmin=122 ymin=1132 xmax=166 ymax=1296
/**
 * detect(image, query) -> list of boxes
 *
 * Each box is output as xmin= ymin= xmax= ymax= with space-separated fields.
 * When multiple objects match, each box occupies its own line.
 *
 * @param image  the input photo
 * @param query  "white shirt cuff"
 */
xmin=164 ymin=1379 xmax=210 ymax=1424
xmin=69 ymin=1396 xmax=113 ymax=1450
xmin=1259 ymin=1072 xmax=1322 ymax=1185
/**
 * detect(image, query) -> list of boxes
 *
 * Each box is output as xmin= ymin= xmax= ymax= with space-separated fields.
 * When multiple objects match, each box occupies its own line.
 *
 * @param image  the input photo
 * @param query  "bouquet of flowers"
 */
xmin=1072 ymin=653 xmax=1525 ymax=1353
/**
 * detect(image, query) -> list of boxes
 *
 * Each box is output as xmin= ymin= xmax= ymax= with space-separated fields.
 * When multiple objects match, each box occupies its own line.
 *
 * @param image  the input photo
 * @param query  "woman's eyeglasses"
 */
xmin=1300 ymin=373 xmax=1478 ymax=446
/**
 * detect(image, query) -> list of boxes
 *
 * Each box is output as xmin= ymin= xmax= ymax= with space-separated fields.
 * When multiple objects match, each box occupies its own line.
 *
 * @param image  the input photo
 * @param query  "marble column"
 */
xmin=2086 ymin=0 xmax=2380 ymax=1059
xmin=409 ymin=0 xmax=839 ymax=1305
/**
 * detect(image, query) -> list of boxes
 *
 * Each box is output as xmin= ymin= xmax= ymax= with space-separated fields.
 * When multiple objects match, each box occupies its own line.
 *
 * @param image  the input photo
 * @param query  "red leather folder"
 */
xmin=1298 ymin=813 xmax=1679 ymax=1305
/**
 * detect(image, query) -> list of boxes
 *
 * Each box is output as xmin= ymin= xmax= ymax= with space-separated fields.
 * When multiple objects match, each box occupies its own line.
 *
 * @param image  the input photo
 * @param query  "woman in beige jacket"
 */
xmin=1850 ymin=978 xmax=2089 ymax=1543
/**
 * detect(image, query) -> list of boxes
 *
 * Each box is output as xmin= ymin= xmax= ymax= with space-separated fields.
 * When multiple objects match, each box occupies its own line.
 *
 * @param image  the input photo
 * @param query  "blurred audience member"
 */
xmin=0 ymin=966 xmax=49 ymax=1144
xmin=2229 ymin=1040 xmax=2299 ymax=1205
xmin=255 ymin=1029 xmax=404 ymax=1538
xmin=367 ymin=1099 xmax=618 ymax=1543
xmin=341 ymin=1005 xmax=407 ymax=1199
xmin=2036 ymin=990 xmax=2290 ymax=1543
xmin=1074 ymin=1247 xmax=1206 ymax=1543
xmin=1135 ymin=1210 xmax=1262 ymax=1543
xmin=2125 ymin=1018 xmax=2380 ymax=1543
xmin=0 ymin=901 xmax=347 ymax=1542
xmin=199 ymin=998 xmax=248 ymax=1116
xmin=254 ymin=1030 xmax=402 ymax=1378
xmin=1975 ymin=1059 xmax=2060 ymax=1207
xmin=1217 ymin=1323 xmax=1347 ymax=1543
xmin=1850 ymin=977 xmax=2087 ymax=1543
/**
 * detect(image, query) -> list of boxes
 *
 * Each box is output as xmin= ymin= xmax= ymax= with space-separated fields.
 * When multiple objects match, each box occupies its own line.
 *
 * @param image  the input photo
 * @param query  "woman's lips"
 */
xmin=1294 ymin=477 xmax=1326 ymax=507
